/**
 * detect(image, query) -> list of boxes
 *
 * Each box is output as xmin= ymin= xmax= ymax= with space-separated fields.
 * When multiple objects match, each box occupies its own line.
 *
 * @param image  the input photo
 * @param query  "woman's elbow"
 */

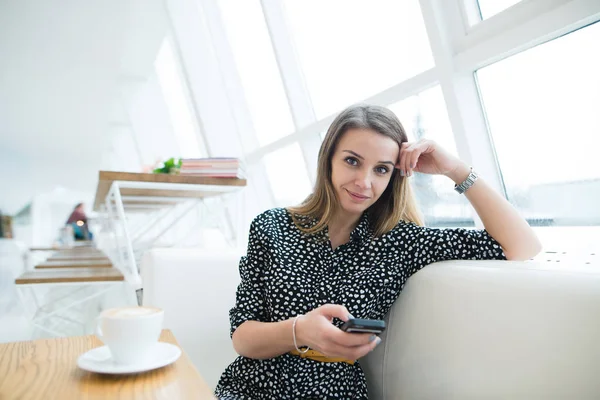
xmin=504 ymin=238 xmax=542 ymax=261
xmin=231 ymin=329 xmax=248 ymax=357
xmin=232 ymin=323 xmax=260 ymax=358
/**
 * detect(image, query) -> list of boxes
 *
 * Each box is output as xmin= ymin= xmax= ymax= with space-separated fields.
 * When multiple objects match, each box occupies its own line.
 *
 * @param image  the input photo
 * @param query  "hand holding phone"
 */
xmin=340 ymin=318 xmax=386 ymax=334
xmin=295 ymin=305 xmax=382 ymax=360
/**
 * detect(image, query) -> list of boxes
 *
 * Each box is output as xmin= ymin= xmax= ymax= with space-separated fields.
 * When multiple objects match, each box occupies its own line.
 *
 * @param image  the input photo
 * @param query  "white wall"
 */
xmin=0 ymin=0 xmax=169 ymax=215
xmin=0 ymin=149 xmax=98 ymax=215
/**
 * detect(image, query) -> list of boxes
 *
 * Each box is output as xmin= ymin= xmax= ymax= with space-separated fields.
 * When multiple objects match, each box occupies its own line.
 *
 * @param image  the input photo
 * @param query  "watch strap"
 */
xmin=454 ymin=167 xmax=478 ymax=194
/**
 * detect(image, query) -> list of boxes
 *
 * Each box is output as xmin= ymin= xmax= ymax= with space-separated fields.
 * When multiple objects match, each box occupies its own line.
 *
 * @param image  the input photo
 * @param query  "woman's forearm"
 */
xmin=232 ymin=319 xmax=298 ymax=359
xmin=447 ymin=164 xmax=542 ymax=260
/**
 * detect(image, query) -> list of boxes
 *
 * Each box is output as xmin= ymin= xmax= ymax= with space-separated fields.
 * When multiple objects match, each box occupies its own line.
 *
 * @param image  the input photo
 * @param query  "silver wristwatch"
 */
xmin=454 ymin=167 xmax=478 ymax=194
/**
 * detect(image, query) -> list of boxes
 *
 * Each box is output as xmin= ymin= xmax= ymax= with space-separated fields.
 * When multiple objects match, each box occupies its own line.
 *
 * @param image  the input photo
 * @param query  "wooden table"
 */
xmin=0 ymin=330 xmax=215 ymax=399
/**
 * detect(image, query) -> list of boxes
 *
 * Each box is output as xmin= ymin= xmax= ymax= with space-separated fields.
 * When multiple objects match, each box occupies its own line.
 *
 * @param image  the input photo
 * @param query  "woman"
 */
xmin=65 ymin=203 xmax=92 ymax=240
xmin=214 ymin=104 xmax=541 ymax=399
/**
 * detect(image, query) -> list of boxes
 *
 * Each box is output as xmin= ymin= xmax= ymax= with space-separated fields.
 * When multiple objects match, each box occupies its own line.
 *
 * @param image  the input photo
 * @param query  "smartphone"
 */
xmin=340 ymin=318 xmax=386 ymax=334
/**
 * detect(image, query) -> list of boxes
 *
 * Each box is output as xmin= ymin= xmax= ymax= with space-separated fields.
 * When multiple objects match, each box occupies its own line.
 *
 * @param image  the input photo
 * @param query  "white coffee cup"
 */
xmin=96 ymin=306 xmax=164 ymax=365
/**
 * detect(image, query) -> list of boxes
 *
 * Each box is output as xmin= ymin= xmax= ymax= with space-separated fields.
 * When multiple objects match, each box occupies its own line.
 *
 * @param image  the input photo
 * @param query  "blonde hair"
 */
xmin=288 ymin=104 xmax=423 ymax=237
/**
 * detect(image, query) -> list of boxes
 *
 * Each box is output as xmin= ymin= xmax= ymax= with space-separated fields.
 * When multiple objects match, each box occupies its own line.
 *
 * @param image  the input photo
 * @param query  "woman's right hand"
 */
xmin=294 ymin=304 xmax=381 ymax=360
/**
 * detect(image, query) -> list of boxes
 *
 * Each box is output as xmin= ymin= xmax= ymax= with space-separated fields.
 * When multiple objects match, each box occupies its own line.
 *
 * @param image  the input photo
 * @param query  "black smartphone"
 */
xmin=340 ymin=318 xmax=386 ymax=334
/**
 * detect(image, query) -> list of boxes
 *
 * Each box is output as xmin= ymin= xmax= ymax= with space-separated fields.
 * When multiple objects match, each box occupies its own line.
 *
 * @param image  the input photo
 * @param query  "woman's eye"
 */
xmin=375 ymin=166 xmax=389 ymax=174
xmin=345 ymin=157 xmax=358 ymax=166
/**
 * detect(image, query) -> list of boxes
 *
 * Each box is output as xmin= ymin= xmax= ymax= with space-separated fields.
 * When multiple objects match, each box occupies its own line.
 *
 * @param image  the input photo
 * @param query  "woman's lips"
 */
xmin=346 ymin=189 xmax=370 ymax=201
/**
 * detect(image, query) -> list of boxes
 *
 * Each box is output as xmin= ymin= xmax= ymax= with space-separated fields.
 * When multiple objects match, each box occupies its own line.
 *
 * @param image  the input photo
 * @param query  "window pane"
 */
xmin=284 ymin=0 xmax=433 ymax=119
xmin=477 ymin=0 xmax=522 ymax=19
xmin=477 ymin=22 xmax=600 ymax=227
xmin=388 ymin=86 xmax=474 ymax=227
xmin=155 ymin=37 xmax=204 ymax=158
xmin=219 ymin=0 xmax=295 ymax=147
xmin=531 ymin=226 xmax=600 ymax=265
xmin=263 ymin=143 xmax=312 ymax=207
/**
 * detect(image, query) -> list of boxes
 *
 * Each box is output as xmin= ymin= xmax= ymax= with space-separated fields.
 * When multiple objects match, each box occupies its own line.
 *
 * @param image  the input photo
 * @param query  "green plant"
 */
xmin=153 ymin=157 xmax=182 ymax=174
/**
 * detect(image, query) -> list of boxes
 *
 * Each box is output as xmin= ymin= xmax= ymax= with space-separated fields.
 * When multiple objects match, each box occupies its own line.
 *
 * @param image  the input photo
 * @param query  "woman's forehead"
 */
xmin=337 ymin=128 xmax=399 ymax=159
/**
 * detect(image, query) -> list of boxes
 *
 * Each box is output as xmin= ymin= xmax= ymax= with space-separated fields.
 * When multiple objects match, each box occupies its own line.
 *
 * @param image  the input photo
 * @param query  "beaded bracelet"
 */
xmin=292 ymin=315 xmax=310 ymax=354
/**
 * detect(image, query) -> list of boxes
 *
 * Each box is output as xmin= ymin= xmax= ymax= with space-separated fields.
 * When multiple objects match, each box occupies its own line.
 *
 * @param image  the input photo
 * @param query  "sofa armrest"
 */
xmin=362 ymin=259 xmax=600 ymax=399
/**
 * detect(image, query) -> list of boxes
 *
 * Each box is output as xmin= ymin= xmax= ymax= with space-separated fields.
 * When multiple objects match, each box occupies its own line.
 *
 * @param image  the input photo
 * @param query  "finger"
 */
xmin=399 ymin=142 xmax=411 ymax=176
xmin=330 ymin=330 xmax=376 ymax=347
xmin=408 ymin=146 xmax=422 ymax=177
xmin=322 ymin=336 xmax=382 ymax=360
xmin=316 ymin=304 xmax=352 ymax=322
xmin=394 ymin=153 xmax=402 ymax=170
xmin=319 ymin=334 xmax=369 ymax=358
xmin=403 ymin=143 xmax=419 ymax=177
xmin=396 ymin=143 xmax=405 ymax=173
xmin=318 ymin=341 xmax=353 ymax=358
xmin=351 ymin=337 xmax=382 ymax=360
xmin=401 ymin=144 xmax=410 ymax=176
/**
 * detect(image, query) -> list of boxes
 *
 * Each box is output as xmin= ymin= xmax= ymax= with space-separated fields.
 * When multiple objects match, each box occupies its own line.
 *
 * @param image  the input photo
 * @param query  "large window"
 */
xmin=477 ymin=22 xmax=600 ymax=226
xmin=388 ymin=86 xmax=473 ymax=226
xmin=283 ymin=0 xmax=433 ymax=119
xmin=155 ymin=37 xmax=204 ymax=158
xmin=165 ymin=0 xmax=600 ymax=259
xmin=477 ymin=0 xmax=522 ymax=19
xmin=219 ymin=0 xmax=295 ymax=147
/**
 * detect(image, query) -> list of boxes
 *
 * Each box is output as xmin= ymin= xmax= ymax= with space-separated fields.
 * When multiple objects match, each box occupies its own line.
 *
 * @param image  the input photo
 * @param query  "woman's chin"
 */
xmin=340 ymin=200 xmax=370 ymax=215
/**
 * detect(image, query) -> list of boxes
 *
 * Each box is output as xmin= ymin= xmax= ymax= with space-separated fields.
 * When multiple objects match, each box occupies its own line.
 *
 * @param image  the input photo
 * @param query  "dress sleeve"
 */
xmin=409 ymin=226 xmax=506 ymax=273
xmin=229 ymin=215 xmax=271 ymax=337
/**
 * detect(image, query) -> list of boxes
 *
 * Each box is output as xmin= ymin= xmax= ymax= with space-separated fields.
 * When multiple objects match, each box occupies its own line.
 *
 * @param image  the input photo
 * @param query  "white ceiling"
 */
xmin=0 ymin=0 xmax=168 ymax=214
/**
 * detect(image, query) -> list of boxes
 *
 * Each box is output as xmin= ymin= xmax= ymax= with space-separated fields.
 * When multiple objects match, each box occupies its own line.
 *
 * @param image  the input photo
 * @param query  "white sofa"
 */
xmin=141 ymin=248 xmax=600 ymax=399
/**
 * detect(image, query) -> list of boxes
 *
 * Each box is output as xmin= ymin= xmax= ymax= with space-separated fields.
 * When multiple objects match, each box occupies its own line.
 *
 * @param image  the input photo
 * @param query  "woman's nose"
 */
xmin=354 ymin=170 xmax=372 ymax=189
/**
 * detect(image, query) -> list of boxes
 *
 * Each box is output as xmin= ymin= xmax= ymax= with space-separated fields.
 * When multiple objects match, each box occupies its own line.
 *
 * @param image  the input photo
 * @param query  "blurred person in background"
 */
xmin=65 ymin=203 xmax=92 ymax=240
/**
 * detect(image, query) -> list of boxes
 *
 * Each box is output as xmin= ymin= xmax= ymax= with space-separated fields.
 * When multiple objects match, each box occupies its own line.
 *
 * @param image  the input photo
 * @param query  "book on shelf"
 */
xmin=179 ymin=157 xmax=246 ymax=179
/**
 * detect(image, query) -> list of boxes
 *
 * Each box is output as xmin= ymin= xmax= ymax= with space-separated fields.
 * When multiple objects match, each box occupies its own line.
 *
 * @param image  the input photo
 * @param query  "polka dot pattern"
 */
xmin=215 ymin=208 xmax=505 ymax=399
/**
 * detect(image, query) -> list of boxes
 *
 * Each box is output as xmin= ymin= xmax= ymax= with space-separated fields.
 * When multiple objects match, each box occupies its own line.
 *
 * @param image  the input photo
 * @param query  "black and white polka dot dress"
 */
xmin=214 ymin=208 xmax=505 ymax=399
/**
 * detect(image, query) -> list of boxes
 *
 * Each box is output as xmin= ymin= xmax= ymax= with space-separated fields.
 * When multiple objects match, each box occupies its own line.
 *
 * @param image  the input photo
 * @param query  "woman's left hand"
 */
xmin=397 ymin=139 xmax=467 ymax=179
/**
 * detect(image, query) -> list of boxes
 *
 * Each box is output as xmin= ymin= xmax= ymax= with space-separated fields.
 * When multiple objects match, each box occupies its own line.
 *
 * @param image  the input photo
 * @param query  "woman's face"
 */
xmin=330 ymin=128 xmax=399 ymax=217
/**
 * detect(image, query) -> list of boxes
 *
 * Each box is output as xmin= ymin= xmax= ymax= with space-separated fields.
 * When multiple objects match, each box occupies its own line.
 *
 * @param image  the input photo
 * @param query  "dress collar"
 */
xmin=294 ymin=211 xmax=372 ymax=244
xmin=349 ymin=212 xmax=372 ymax=243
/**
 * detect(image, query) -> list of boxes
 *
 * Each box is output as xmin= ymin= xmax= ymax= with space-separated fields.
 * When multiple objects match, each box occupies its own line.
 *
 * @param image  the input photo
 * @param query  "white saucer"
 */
xmin=77 ymin=342 xmax=182 ymax=374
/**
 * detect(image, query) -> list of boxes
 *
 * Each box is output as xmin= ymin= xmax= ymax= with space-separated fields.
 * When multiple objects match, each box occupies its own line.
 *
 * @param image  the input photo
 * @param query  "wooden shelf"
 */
xmin=15 ymin=267 xmax=124 ymax=284
xmin=29 ymin=243 xmax=96 ymax=252
xmin=51 ymin=249 xmax=104 ymax=254
xmin=36 ymin=259 xmax=112 ymax=269
xmin=50 ymin=250 xmax=107 ymax=258
xmin=48 ymin=254 xmax=108 ymax=261
xmin=29 ymin=247 xmax=62 ymax=252
xmin=93 ymin=171 xmax=246 ymax=210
